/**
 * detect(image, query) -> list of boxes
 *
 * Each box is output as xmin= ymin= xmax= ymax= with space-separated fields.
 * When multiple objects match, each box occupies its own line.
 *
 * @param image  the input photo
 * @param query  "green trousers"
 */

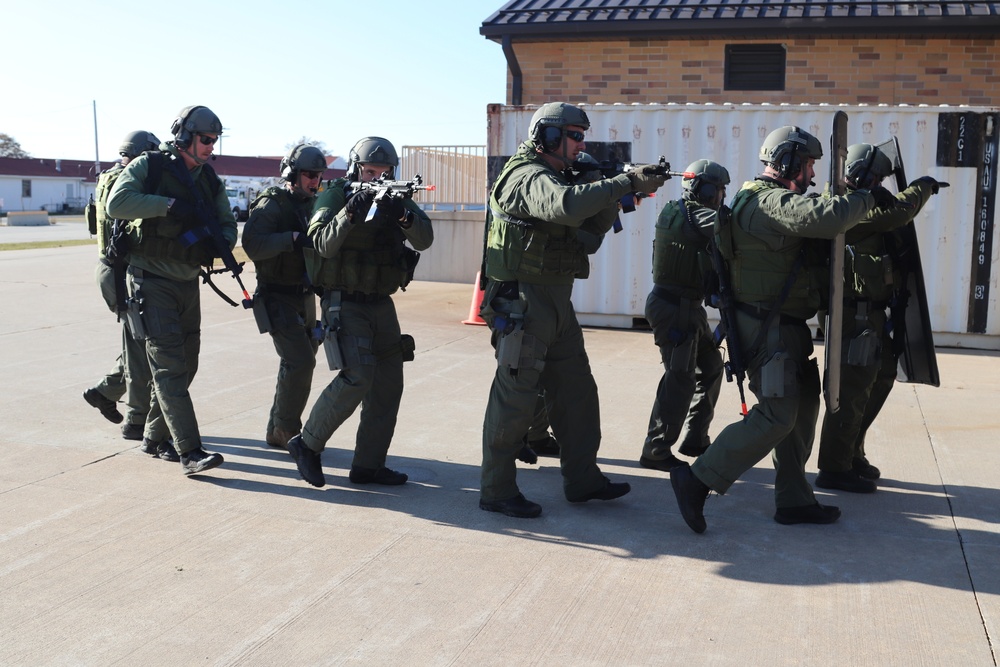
xmin=692 ymin=311 xmax=821 ymax=509
xmin=481 ymin=282 xmax=606 ymax=503
xmin=129 ymin=268 xmax=202 ymax=454
xmin=95 ymin=259 xmax=151 ymax=426
xmin=302 ymin=295 xmax=404 ymax=470
xmin=818 ymin=303 xmax=895 ymax=471
xmin=642 ymin=291 xmax=723 ymax=461
xmin=259 ymin=289 xmax=318 ymax=436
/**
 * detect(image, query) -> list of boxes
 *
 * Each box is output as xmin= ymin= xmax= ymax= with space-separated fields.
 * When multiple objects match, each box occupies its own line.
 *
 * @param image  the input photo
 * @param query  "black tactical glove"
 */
xmin=345 ymin=188 xmax=376 ymax=221
xmin=911 ymin=176 xmax=940 ymax=194
xmin=168 ymin=197 xmax=199 ymax=223
xmin=868 ymin=185 xmax=899 ymax=210
xmin=293 ymin=232 xmax=314 ymax=250
xmin=377 ymin=194 xmax=408 ymax=223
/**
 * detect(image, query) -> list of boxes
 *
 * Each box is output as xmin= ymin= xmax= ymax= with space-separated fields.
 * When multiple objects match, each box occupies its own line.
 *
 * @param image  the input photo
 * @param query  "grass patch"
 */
xmin=0 ymin=239 xmax=96 ymax=252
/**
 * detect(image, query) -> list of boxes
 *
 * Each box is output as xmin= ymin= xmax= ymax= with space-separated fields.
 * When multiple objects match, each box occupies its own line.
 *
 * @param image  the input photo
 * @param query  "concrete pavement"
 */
xmin=1 ymin=236 xmax=999 ymax=666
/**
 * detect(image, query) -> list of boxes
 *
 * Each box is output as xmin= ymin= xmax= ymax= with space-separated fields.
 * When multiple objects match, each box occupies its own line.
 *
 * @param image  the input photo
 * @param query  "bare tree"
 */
xmin=284 ymin=137 xmax=331 ymax=156
xmin=0 ymin=133 xmax=30 ymax=158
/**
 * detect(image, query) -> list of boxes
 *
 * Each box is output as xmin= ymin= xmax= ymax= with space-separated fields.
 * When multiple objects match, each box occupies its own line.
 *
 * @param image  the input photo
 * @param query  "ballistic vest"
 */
xmin=307 ymin=178 xmax=413 ymax=295
xmin=727 ymin=179 xmax=824 ymax=318
xmin=127 ymin=153 xmax=221 ymax=268
xmin=485 ymin=150 xmax=588 ymax=285
xmin=250 ymin=186 xmax=312 ymax=286
xmin=95 ymin=164 xmax=125 ymax=258
xmin=651 ymin=199 xmax=713 ymax=298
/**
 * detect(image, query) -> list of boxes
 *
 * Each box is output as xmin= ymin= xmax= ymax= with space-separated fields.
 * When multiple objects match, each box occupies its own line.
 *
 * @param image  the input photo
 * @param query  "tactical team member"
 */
xmin=515 ymin=152 xmax=609 ymax=466
xmin=242 ymin=144 xmax=327 ymax=449
xmin=83 ymin=131 xmax=159 ymax=439
xmin=286 ymin=137 xmax=433 ymax=488
xmin=479 ymin=102 xmax=667 ymax=518
xmin=640 ymin=160 xmax=728 ymax=472
xmin=815 ymin=144 xmax=940 ymax=493
xmin=107 ymin=105 xmax=235 ymax=474
xmin=670 ymin=126 xmax=890 ymax=533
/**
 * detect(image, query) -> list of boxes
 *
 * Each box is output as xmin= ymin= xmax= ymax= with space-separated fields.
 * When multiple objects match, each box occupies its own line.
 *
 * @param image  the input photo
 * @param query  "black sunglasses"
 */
xmin=301 ymin=170 xmax=323 ymax=179
xmin=564 ymin=130 xmax=585 ymax=142
xmin=197 ymin=134 xmax=219 ymax=146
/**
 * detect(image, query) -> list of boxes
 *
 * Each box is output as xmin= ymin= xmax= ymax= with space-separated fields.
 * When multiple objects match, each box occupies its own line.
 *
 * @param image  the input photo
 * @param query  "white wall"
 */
xmin=489 ymin=103 xmax=1000 ymax=345
xmin=0 ymin=176 xmax=93 ymax=212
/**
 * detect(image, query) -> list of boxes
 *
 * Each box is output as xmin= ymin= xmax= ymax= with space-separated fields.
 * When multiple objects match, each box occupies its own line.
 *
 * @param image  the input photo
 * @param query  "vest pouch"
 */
xmin=517 ymin=227 xmax=548 ymax=275
xmin=340 ymin=250 xmax=361 ymax=289
xmin=360 ymin=261 xmax=379 ymax=294
xmin=846 ymin=328 xmax=880 ymax=367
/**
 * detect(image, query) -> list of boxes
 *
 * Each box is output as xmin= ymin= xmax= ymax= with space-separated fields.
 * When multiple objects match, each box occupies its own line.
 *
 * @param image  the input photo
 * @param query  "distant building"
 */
xmin=0 ymin=155 xmax=346 ymax=214
xmin=481 ymin=0 xmax=1000 ymax=106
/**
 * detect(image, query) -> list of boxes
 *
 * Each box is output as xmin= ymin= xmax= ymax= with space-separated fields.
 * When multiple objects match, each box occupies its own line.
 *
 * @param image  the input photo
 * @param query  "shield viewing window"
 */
xmin=725 ymin=44 xmax=786 ymax=91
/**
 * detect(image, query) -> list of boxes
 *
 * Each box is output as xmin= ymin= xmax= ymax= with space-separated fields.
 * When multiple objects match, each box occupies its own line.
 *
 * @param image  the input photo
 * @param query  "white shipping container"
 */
xmin=487 ymin=103 xmax=1000 ymax=348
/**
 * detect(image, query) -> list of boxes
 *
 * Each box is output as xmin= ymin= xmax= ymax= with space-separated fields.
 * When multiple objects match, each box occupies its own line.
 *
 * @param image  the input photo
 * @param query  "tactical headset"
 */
xmin=280 ymin=144 xmax=306 ymax=181
xmin=534 ymin=125 xmax=567 ymax=153
xmin=170 ymin=106 xmax=205 ymax=149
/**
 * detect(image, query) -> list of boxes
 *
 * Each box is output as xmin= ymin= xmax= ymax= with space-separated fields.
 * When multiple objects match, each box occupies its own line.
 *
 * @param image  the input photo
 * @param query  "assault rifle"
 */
xmin=572 ymin=155 xmax=687 ymax=231
xmin=707 ymin=205 xmax=749 ymax=417
xmin=350 ymin=173 xmax=436 ymax=223
xmin=166 ymin=156 xmax=253 ymax=309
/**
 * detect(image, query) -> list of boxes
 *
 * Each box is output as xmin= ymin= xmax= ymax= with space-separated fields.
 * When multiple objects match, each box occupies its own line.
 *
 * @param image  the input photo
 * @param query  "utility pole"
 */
xmin=92 ymin=100 xmax=100 ymax=177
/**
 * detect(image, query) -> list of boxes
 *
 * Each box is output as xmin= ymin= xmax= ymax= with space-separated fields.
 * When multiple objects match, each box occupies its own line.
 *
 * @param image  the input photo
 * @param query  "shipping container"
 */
xmin=487 ymin=103 xmax=1000 ymax=348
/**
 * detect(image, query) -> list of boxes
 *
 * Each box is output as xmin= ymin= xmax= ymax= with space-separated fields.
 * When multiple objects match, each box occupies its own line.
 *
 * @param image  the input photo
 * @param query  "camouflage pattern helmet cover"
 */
xmin=119 ymin=130 xmax=161 ymax=159
xmin=845 ymin=143 xmax=893 ymax=188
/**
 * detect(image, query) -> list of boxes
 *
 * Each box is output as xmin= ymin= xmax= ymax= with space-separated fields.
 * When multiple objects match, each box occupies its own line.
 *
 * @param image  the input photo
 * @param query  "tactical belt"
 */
xmin=651 ymin=284 xmax=699 ymax=306
xmin=341 ymin=291 xmax=388 ymax=304
xmin=259 ymin=282 xmax=309 ymax=296
xmin=736 ymin=302 xmax=806 ymax=327
xmin=849 ymin=297 xmax=888 ymax=310
xmin=132 ymin=267 xmax=172 ymax=281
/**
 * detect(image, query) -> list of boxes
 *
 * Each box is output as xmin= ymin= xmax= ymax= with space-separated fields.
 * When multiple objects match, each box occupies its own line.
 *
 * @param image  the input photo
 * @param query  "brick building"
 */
xmin=480 ymin=0 xmax=1000 ymax=106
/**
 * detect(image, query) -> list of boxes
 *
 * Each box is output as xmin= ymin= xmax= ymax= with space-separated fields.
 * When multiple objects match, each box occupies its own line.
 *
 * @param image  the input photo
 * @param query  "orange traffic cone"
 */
xmin=462 ymin=271 xmax=488 ymax=326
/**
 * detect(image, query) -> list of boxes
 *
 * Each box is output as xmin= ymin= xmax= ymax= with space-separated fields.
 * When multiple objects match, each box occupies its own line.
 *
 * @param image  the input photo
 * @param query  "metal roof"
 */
xmin=481 ymin=0 xmax=1000 ymax=40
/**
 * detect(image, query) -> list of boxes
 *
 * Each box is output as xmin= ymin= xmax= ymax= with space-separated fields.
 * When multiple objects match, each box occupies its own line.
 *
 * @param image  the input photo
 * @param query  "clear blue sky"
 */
xmin=1 ymin=0 xmax=509 ymax=162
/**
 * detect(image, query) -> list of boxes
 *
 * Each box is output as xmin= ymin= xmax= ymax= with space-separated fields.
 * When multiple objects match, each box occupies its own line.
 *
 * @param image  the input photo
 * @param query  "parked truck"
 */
xmin=224 ymin=177 xmax=278 ymax=221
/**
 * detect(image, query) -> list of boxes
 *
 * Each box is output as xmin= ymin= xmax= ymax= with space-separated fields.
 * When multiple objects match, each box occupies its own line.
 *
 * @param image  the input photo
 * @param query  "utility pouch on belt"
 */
xmin=847 ymin=329 xmax=880 ymax=367
xmin=323 ymin=292 xmax=345 ymax=371
xmin=400 ymin=334 xmax=415 ymax=362
xmin=125 ymin=294 xmax=147 ymax=341
xmin=496 ymin=322 xmax=525 ymax=370
xmin=760 ymin=350 xmax=790 ymax=398
xmin=251 ymin=291 xmax=271 ymax=334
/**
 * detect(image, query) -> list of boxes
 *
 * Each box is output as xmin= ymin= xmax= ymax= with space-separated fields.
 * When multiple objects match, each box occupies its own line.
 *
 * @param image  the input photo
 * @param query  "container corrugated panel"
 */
xmin=487 ymin=103 xmax=1000 ymax=344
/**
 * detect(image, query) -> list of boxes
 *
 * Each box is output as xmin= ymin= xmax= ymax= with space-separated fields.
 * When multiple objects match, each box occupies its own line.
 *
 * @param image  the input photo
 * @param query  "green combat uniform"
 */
xmin=642 ymin=198 xmax=724 ymax=465
xmin=242 ymin=186 xmax=319 ymax=445
xmin=480 ymin=140 xmax=636 ymax=504
xmin=299 ymin=177 xmax=433 ymax=470
xmin=817 ymin=180 xmax=936 ymax=474
xmin=106 ymin=142 xmax=237 ymax=456
xmin=690 ymin=177 xmax=873 ymax=510
xmin=88 ymin=162 xmax=152 ymax=430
